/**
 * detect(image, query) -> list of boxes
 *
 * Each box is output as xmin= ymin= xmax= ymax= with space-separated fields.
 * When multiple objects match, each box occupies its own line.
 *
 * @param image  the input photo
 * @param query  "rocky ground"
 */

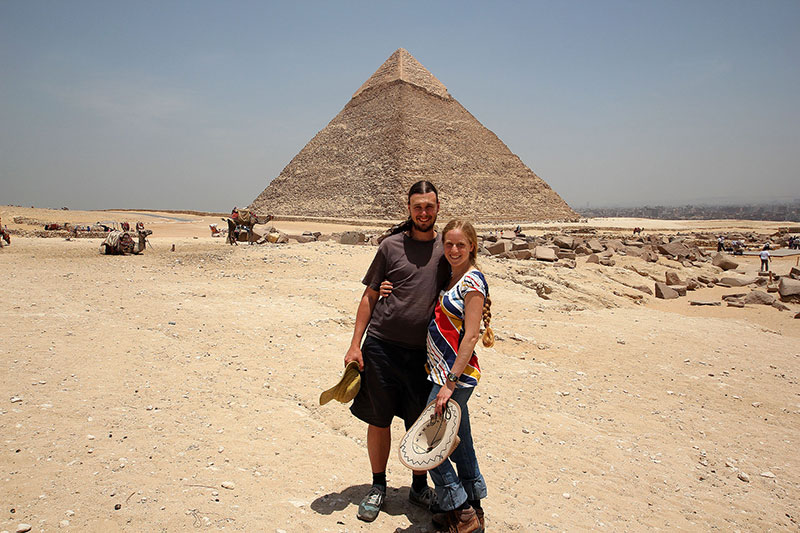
xmin=1 ymin=206 xmax=799 ymax=532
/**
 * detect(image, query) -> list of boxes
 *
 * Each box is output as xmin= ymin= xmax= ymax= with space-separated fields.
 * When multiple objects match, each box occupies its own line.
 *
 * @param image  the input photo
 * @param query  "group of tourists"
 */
xmin=341 ymin=181 xmax=491 ymax=532
xmin=717 ymin=235 xmax=746 ymax=255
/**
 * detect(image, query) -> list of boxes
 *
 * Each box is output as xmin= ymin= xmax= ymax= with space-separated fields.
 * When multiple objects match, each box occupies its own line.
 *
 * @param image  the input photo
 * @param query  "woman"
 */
xmin=382 ymin=218 xmax=493 ymax=532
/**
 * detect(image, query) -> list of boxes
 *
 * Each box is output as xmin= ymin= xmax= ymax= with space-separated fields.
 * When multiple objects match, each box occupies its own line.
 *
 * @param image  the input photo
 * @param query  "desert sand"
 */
xmin=1 ymin=206 xmax=798 ymax=532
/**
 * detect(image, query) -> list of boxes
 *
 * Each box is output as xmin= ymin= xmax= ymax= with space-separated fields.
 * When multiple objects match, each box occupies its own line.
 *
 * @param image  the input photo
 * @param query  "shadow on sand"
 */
xmin=310 ymin=483 xmax=436 ymax=532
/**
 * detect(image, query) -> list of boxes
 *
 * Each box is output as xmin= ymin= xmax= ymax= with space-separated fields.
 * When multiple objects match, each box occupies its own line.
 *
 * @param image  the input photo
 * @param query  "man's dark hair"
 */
xmin=377 ymin=181 xmax=439 ymax=243
xmin=407 ymin=181 xmax=438 ymax=203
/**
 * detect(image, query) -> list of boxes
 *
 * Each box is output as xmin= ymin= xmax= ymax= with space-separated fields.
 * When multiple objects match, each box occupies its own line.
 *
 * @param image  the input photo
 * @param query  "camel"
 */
xmin=0 ymin=217 xmax=9 ymax=248
xmin=100 ymin=227 xmax=152 ymax=255
xmin=223 ymin=208 xmax=273 ymax=245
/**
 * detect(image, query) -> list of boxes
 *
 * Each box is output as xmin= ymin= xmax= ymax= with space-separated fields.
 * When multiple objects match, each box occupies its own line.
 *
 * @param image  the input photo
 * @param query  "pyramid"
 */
xmin=250 ymin=48 xmax=579 ymax=223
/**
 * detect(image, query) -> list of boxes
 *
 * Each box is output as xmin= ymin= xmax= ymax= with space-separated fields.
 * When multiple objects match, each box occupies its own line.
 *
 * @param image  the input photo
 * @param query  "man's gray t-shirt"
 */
xmin=362 ymin=232 xmax=448 ymax=349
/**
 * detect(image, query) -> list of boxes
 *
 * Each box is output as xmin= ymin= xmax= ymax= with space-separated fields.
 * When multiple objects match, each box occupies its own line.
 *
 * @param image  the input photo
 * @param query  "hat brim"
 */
xmin=319 ymin=361 xmax=361 ymax=405
xmin=398 ymin=399 xmax=462 ymax=471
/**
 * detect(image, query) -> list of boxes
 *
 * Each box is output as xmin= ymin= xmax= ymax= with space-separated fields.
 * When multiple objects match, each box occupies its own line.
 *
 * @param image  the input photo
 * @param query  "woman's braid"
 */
xmin=481 ymin=296 xmax=495 ymax=348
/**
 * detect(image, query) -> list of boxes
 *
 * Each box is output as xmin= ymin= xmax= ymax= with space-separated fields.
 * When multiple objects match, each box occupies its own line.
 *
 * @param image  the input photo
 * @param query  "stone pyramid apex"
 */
xmin=352 ymin=48 xmax=450 ymax=100
xmin=251 ymin=49 xmax=578 ymax=223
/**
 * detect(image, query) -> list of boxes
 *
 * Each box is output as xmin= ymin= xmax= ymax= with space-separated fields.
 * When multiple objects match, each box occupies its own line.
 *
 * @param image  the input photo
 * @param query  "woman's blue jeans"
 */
xmin=427 ymin=384 xmax=488 ymax=511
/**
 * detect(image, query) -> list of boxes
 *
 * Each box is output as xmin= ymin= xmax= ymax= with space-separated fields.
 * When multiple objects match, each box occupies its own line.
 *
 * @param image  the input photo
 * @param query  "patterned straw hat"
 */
xmin=398 ymin=400 xmax=461 ymax=471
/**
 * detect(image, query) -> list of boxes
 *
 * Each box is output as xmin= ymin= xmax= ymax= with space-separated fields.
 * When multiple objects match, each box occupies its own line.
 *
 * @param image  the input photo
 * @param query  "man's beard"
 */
xmin=412 ymin=215 xmax=436 ymax=233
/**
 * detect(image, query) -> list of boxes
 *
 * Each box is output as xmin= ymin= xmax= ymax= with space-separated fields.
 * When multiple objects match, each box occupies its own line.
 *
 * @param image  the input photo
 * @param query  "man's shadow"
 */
xmin=310 ymin=483 xmax=435 ymax=532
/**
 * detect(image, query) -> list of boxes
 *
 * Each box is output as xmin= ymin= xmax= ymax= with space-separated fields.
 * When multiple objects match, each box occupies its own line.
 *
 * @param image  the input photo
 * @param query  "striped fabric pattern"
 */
xmin=426 ymin=269 xmax=488 ymax=388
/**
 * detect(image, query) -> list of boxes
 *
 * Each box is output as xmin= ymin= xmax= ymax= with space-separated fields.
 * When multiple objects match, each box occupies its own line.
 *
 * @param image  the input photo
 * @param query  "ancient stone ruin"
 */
xmin=250 ymin=48 xmax=578 ymax=223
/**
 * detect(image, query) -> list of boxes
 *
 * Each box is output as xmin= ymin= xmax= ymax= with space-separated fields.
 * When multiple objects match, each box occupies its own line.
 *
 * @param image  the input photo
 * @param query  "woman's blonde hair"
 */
xmin=442 ymin=219 xmax=494 ymax=347
xmin=442 ymin=218 xmax=478 ymax=266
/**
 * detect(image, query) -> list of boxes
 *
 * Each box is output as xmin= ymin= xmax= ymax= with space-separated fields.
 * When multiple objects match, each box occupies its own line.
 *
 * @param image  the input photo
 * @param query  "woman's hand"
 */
xmin=379 ymin=280 xmax=393 ymax=298
xmin=435 ymin=383 xmax=454 ymax=416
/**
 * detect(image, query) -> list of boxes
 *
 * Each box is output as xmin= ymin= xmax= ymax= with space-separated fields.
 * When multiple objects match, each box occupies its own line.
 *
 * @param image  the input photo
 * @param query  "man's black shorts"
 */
xmin=350 ymin=335 xmax=432 ymax=429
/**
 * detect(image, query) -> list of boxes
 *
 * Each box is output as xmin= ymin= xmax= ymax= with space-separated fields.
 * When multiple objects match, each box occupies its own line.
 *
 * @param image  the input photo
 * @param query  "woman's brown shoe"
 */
xmin=433 ymin=507 xmax=484 ymax=531
xmin=475 ymin=507 xmax=485 ymax=530
xmin=441 ymin=506 xmax=481 ymax=533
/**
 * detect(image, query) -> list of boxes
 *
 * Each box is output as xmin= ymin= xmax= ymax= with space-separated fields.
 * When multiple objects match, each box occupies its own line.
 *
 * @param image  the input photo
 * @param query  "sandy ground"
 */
xmin=1 ymin=207 xmax=799 ymax=532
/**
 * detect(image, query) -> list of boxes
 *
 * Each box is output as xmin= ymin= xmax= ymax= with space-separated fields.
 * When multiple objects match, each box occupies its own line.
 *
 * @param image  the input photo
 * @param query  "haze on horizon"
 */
xmin=1 ymin=1 xmax=798 ymax=213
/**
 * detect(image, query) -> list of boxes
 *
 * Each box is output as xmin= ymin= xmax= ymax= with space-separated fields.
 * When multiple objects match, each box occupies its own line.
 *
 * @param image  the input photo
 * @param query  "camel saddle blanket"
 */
xmin=103 ymin=231 xmax=134 ymax=252
xmin=233 ymin=209 xmax=253 ymax=226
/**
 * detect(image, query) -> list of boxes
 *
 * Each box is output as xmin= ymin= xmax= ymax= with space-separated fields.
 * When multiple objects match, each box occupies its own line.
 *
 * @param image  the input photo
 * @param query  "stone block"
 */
xmin=684 ymin=278 xmax=700 ymax=291
xmin=712 ymin=253 xmax=739 ymax=271
xmin=534 ymin=246 xmax=558 ymax=262
xmin=623 ymin=246 xmax=645 ymax=258
xmin=668 ymin=285 xmax=687 ymax=296
xmin=486 ymin=240 xmax=512 ymax=255
xmin=719 ymin=275 xmax=758 ymax=287
xmin=655 ymin=282 xmax=679 ymax=299
xmin=587 ymin=238 xmax=604 ymax=252
xmin=778 ymin=277 xmax=800 ymax=299
xmin=340 ymin=231 xmax=365 ymax=245
xmin=557 ymin=249 xmax=576 ymax=260
xmin=511 ymin=239 xmax=530 ymax=251
xmin=288 ymin=234 xmax=315 ymax=243
xmin=665 ymin=271 xmax=683 ymax=285
xmin=553 ymin=235 xmax=574 ymax=249
xmin=586 ymin=254 xmax=600 ymax=264
xmin=722 ymin=293 xmax=747 ymax=301
xmin=657 ymin=242 xmax=691 ymax=258
xmin=744 ymin=290 xmax=776 ymax=305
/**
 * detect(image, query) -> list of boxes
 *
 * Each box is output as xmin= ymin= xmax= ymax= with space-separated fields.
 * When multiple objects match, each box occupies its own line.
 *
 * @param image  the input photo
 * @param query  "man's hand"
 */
xmin=345 ymin=345 xmax=364 ymax=371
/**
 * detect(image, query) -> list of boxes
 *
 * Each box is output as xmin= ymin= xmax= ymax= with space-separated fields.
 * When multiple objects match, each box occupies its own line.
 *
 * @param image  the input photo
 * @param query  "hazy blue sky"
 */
xmin=1 ymin=0 xmax=798 ymax=211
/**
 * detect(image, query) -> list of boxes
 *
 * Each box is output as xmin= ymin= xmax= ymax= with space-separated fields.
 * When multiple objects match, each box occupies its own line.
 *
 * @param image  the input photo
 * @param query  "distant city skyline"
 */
xmin=1 ymin=1 xmax=798 ymax=213
xmin=579 ymin=197 xmax=800 ymax=209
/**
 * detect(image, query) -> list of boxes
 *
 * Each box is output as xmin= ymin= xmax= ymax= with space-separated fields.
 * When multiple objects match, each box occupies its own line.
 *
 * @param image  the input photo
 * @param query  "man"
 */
xmin=345 ymin=181 xmax=448 ymax=523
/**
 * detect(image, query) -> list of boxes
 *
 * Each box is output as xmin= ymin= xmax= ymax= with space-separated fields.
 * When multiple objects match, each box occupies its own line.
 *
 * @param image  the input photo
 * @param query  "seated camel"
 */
xmin=100 ymin=225 xmax=152 ymax=255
